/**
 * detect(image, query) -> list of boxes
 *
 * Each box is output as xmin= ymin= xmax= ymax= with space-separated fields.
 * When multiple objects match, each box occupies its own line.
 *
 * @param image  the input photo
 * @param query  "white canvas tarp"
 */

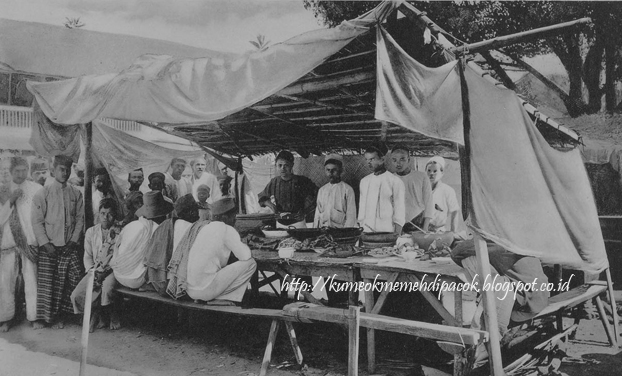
xmin=375 ymin=26 xmax=608 ymax=273
xmin=26 ymin=1 xmax=399 ymax=125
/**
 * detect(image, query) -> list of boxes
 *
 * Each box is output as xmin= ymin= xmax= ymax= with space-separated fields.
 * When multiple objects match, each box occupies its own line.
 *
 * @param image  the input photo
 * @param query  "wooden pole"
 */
xmin=84 ymin=122 xmax=94 ymax=229
xmin=605 ymin=269 xmax=620 ymax=344
xmin=347 ymin=306 xmax=361 ymax=376
xmin=449 ymin=18 xmax=591 ymax=55
xmin=79 ymin=269 xmax=95 ymax=376
xmin=457 ymin=58 xmax=505 ymax=375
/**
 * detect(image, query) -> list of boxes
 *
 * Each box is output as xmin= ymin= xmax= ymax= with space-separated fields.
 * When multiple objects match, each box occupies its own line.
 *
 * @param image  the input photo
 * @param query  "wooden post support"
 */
xmin=473 ymin=234 xmax=505 ymax=376
xmin=605 ymin=269 xmax=620 ymax=344
xmin=363 ymin=285 xmax=376 ymax=374
xmin=594 ymin=295 xmax=617 ymax=347
xmin=79 ymin=269 xmax=95 ymax=376
xmin=348 ymin=306 xmax=361 ymax=376
xmin=84 ymin=122 xmax=94 ymax=229
xmin=260 ymin=319 xmax=281 ymax=376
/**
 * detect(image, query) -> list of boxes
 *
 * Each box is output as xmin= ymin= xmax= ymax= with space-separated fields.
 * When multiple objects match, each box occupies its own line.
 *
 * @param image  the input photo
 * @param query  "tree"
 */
xmin=249 ymin=34 xmax=271 ymax=52
xmin=303 ymin=1 xmax=622 ymax=116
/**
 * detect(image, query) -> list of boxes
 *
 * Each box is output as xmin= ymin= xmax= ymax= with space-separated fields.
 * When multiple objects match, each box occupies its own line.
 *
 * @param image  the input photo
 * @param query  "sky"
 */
xmin=0 ymin=0 xmax=324 ymax=53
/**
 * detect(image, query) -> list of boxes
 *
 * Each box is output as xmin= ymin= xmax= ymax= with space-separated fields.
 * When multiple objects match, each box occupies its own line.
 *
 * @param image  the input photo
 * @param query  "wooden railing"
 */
xmin=0 ymin=105 xmax=33 ymax=128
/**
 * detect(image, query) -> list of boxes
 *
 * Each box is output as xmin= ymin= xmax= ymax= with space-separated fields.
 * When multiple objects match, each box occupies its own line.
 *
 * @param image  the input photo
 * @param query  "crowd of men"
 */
xmin=0 ymin=146 xmax=546 ymax=354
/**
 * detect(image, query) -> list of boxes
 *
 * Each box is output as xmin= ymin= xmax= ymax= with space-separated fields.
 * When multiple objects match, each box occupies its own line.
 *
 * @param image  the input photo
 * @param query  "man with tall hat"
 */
xmin=167 ymin=198 xmax=256 ymax=305
xmin=358 ymin=145 xmax=405 ymax=233
xmin=31 ymin=155 xmax=84 ymax=328
xmin=144 ymin=194 xmax=200 ymax=296
xmin=258 ymin=150 xmax=318 ymax=228
xmin=0 ymin=157 xmax=43 ymax=331
xmin=110 ymin=191 xmax=173 ymax=289
xmin=313 ymin=154 xmax=357 ymax=228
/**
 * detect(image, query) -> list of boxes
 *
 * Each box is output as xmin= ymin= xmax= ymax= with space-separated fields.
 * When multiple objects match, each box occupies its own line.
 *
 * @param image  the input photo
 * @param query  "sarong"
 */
xmin=36 ymin=245 xmax=83 ymax=323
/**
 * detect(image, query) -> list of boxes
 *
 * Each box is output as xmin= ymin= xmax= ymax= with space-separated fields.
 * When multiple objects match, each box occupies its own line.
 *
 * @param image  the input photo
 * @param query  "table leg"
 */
xmin=364 ymin=278 xmax=376 ymax=374
xmin=284 ymin=321 xmax=304 ymax=365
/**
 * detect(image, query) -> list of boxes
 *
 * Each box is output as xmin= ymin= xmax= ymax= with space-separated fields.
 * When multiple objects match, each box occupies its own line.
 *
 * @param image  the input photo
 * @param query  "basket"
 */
xmin=360 ymin=232 xmax=399 ymax=243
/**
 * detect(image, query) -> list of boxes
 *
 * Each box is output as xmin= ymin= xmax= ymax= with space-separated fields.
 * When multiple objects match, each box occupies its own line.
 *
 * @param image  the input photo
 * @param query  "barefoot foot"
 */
xmin=0 ymin=322 xmax=10 ymax=332
xmin=109 ymin=311 xmax=121 ymax=330
xmin=31 ymin=320 xmax=45 ymax=330
xmin=52 ymin=320 xmax=65 ymax=329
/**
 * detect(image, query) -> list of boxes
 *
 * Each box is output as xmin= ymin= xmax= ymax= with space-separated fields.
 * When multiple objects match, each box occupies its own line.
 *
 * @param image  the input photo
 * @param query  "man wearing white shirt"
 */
xmin=164 ymin=158 xmax=193 ymax=203
xmin=189 ymin=157 xmax=218 ymax=203
xmin=314 ymin=154 xmax=357 ymax=228
xmin=358 ymin=145 xmax=405 ymax=233
xmin=0 ymin=157 xmax=43 ymax=331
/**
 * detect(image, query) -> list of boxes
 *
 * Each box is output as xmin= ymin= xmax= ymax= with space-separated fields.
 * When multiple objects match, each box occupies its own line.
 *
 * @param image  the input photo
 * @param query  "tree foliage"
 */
xmin=303 ymin=1 xmax=622 ymax=116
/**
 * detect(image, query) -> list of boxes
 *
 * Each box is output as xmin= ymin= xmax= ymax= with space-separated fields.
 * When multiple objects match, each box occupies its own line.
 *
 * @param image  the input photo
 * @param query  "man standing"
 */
xmin=167 ymin=198 xmax=256 ymax=305
xmin=189 ymin=157 xmax=218 ymax=203
xmin=125 ymin=168 xmax=145 ymax=198
xmin=164 ymin=158 xmax=192 ymax=203
xmin=390 ymin=146 xmax=433 ymax=232
xmin=358 ymin=145 xmax=405 ymax=233
xmin=30 ymin=158 xmax=50 ymax=186
xmin=31 ymin=155 xmax=84 ymax=328
xmin=92 ymin=168 xmax=116 ymax=224
xmin=258 ymin=150 xmax=318 ymax=228
xmin=148 ymin=172 xmax=174 ymax=204
xmin=0 ymin=157 xmax=43 ymax=331
xmin=314 ymin=154 xmax=357 ymax=228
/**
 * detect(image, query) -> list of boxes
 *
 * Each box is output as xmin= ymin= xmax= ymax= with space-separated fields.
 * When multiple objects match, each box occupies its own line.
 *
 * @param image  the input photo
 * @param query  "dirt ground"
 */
xmin=0 ymin=296 xmax=621 ymax=376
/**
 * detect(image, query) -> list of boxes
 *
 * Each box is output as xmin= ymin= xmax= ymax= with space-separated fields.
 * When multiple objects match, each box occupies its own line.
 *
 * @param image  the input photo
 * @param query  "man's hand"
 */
xmin=41 ymin=243 xmax=56 ymax=256
xmin=9 ymin=188 xmax=23 ymax=205
xmin=263 ymin=201 xmax=277 ymax=213
xmin=65 ymin=241 xmax=79 ymax=254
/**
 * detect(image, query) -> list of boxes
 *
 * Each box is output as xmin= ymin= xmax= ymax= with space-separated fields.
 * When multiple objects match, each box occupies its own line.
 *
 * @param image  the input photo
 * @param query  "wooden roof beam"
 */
xmin=277 ymin=71 xmax=374 ymax=96
xmin=450 ymin=17 xmax=591 ymax=55
xmin=275 ymin=94 xmax=372 ymax=115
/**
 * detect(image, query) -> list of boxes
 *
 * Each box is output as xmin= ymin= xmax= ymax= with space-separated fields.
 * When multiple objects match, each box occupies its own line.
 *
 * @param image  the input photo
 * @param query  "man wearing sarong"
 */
xmin=144 ymin=194 xmax=200 ymax=296
xmin=391 ymin=146 xmax=433 ymax=232
xmin=358 ymin=145 xmax=406 ymax=233
xmin=258 ymin=150 xmax=318 ymax=228
xmin=31 ymin=155 xmax=84 ymax=328
xmin=164 ymin=158 xmax=192 ymax=203
xmin=71 ymin=198 xmax=121 ymax=332
xmin=110 ymin=191 xmax=173 ymax=289
xmin=167 ymin=198 xmax=256 ymax=305
xmin=313 ymin=154 xmax=356 ymax=228
xmin=0 ymin=157 xmax=43 ymax=331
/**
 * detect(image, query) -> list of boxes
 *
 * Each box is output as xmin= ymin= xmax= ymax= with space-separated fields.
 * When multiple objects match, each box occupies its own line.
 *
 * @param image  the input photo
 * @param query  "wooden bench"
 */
xmin=115 ymin=287 xmax=303 ymax=376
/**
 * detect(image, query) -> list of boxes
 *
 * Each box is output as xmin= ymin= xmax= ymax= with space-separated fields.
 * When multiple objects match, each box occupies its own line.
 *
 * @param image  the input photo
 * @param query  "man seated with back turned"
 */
xmin=110 ymin=191 xmax=173 ymax=289
xmin=167 ymin=198 xmax=257 ymax=306
xmin=144 ymin=194 xmax=200 ymax=296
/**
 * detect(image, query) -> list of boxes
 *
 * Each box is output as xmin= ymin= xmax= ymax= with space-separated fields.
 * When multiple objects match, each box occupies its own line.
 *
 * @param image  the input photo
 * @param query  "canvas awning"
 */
xmin=25 ymin=1 xmax=606 ymax=273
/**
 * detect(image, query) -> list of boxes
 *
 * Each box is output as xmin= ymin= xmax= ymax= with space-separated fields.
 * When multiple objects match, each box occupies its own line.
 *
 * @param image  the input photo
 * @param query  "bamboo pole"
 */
xmin=605 ymin=269 xmax=620 ymax=345
xmin=450 ymin=18 xmax=591 ymax=55
xmin=458 ymin=58 xmax=505 ymax=375
xmin=479 ymin=51 xmax=516 ymax=91
xmin=278 ymin=71 xmax=374 ymax=96
xmin=79 ymin=269 xmax=95 ymax=376
xmin=84 ymin=122 xmax=94 ymax=229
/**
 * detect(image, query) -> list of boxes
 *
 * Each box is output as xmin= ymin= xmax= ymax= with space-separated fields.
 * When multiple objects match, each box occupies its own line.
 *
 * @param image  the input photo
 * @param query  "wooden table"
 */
xmin=251 ymin=249 xmax=360 ymax=306
xmin=354 ymin=257 xmax=467 ymax=374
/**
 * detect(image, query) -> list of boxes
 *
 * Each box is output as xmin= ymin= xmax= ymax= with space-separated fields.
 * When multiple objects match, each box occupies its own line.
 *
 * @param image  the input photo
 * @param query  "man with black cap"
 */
xmin=168 ymin=198 xmax=256 ymax=305
xmin=144 ymin=194 xmax=200 ymax=296
xmin=314 ymin=154 xmax=356 ymax=228
xmin=258 ymin=150 xmax=318 ymax=228
xmin=31 ymin=154 xmax=84 ymax=328
xmin=110 ymin=191 xmax=173 ymax=289
xmin=30 ymin=158 xmax=50 ymax=186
